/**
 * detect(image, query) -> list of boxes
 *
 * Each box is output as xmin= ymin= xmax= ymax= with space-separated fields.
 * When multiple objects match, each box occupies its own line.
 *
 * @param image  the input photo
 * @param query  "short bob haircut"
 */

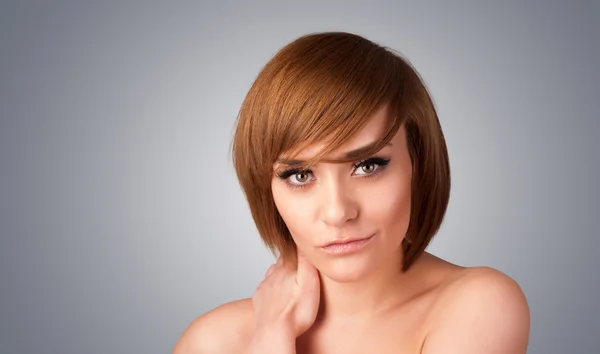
xmin=231 ymin=32 xmax=450 ymax=271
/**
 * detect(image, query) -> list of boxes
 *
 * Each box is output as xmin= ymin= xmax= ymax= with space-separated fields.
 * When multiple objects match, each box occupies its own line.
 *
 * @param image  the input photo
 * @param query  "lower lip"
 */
xmin=321 ymin=235 xmax=374 ymax=255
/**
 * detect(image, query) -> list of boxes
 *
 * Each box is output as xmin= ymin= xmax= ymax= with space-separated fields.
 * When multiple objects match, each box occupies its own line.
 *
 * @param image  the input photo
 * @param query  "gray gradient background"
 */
xmin=0 ymin=1 xmax=598 ymax=353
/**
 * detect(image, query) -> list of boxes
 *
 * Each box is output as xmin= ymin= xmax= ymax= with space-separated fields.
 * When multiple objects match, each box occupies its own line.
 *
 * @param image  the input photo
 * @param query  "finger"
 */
xmin=268 ymin=257 xmax=287 ymax=280
xmin=296 ymin=250 xmax=318 ymax=285
xmin=265 ymin=264 xmax=276 ymax=278
xmin=296 ymin=251 xmax=320 ymax=304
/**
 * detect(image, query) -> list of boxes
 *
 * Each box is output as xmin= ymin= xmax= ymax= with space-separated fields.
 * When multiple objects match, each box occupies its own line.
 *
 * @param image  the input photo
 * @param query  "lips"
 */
xmin=320 ymin=234 xmax=375 ymax=255
xmin=321 ymin=234 xmax=374 ymax=247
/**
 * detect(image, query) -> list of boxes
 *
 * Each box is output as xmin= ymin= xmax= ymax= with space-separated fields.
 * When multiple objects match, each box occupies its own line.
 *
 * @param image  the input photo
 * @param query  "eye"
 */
xmin=356 ymin=162 xmax=376 ymax=175
xmin=352 ymin=157 xmax=390 ymax=176
xmin=275 ymin=168 xmax=314 ymax=189
xmin=290 ymin=171 xmax=311 ymax=184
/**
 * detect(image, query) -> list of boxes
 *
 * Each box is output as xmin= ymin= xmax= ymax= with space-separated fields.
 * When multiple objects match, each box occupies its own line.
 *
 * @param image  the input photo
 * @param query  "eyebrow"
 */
xmin=275 ymin=141 xmax=392 ymax=166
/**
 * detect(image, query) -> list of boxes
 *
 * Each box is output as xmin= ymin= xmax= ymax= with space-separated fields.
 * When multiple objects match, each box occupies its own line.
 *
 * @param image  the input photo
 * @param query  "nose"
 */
xmin=318 ymin=175 xmax=359 ymax=227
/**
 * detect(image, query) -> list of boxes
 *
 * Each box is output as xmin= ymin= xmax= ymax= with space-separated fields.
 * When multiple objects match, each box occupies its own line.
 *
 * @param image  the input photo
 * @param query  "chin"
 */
xmin=316 ymin=254 xmax=380 ymax=283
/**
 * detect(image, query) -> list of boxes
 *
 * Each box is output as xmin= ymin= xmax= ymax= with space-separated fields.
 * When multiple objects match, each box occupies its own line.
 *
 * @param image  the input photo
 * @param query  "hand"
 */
xmin=251 ymin=250 xmax=321 ymax=340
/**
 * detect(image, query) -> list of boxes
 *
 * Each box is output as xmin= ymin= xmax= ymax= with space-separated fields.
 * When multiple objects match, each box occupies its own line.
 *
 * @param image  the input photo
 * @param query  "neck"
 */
xmin=315 ymin=252 xmax=426 ymax=323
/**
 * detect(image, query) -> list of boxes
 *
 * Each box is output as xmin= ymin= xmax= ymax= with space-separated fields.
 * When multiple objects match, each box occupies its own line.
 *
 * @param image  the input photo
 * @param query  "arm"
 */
xmin=247 ymin=252 xmax=320 ymax=354
xmin=248 ymin=326 xmax=296 ymax=354
xmin=173 ymin=252 xmax=319 ymax=354
xmin=172 ymin=308 xmax=297 ymax=354
xmin=422 ymin=267 xmax=530 ymax=354
xmin=172 ymin=300 xmax=253 ymax=354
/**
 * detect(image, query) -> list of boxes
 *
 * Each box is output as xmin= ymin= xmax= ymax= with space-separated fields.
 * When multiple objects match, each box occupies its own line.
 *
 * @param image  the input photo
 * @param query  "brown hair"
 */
xmin=231 ymin=32 xmax=450 ymax=271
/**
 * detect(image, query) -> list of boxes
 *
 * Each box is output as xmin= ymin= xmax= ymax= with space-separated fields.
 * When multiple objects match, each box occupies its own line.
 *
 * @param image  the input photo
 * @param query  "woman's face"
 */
xmin=271 ymin=104 xmax=413 ymax=281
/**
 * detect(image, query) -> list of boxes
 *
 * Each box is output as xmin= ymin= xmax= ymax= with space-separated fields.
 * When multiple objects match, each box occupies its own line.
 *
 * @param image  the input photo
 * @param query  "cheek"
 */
xmin=271 ymin=183 xmax=313 ymax=242
xmin=365 ymin=174 xmax=412 ymax=235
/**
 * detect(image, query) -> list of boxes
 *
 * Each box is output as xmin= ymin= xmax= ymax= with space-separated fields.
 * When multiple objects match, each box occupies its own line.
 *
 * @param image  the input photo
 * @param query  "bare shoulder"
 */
xmin=423 ymin=266 xmax=530 ymax=354
xmin=172 ymin=298 xmax=254 ymax=354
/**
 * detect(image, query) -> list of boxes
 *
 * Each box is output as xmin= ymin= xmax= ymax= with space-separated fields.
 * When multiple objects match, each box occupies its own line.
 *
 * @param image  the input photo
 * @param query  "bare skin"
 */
xmin=173 ymin=105 xmax=530 ymax=353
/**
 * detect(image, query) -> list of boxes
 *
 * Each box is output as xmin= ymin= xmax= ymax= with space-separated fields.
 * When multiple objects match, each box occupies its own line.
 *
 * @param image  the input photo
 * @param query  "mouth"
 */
xmin=320 ymin=234 xmax=375 ymax=255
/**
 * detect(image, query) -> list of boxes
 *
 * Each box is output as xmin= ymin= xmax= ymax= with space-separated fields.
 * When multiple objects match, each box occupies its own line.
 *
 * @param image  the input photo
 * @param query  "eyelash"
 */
xmin=275 ymin=157 xmax=391 ymax=190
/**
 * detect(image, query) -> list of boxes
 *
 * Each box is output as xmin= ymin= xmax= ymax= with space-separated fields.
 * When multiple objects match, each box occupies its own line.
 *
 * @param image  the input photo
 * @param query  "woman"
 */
xmin=174 ymin=32 xmax=530 ymax=353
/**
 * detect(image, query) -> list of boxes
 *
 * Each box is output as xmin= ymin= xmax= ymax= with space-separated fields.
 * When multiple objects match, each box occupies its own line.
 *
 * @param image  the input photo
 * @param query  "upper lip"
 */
xmin=321 ymin=234 xmax=374 ymax=247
